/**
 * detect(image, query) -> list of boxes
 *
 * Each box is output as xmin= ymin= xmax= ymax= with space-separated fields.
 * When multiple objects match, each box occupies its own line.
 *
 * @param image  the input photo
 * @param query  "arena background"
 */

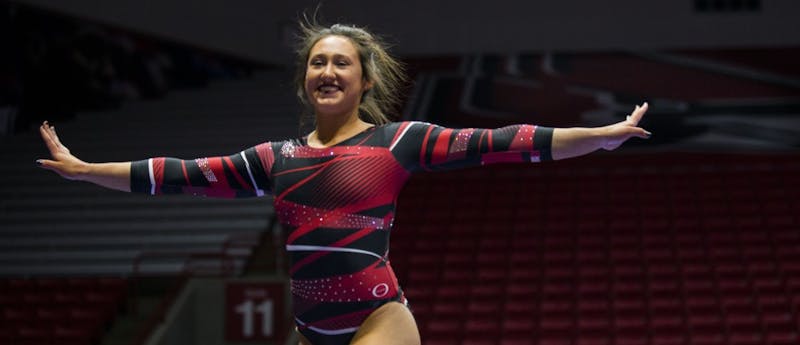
xmin=1 ymin=1 xmax=798 ymax=345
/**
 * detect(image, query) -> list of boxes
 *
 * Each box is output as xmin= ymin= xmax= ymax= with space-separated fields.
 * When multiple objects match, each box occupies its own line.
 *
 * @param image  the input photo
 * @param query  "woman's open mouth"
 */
xmin=317 ymin=84 xmax=342 ymax=95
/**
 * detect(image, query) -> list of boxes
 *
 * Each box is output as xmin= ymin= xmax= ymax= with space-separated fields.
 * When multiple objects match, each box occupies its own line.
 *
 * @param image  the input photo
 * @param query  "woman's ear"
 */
xmin=363 ymin=79 xmax=374 ymax=92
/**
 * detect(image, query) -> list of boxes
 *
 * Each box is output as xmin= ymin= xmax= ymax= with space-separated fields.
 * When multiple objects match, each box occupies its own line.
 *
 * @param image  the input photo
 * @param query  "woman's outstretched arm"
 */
xmin=37 ymin=121 xmax=132 ymax=192
xmin=551 ymin=102 xmax=651 ymax=160
xmin=391 ymin=102 xmax=651 ymax=172
xmin=37 ymin=121 xmax=274 ymax=198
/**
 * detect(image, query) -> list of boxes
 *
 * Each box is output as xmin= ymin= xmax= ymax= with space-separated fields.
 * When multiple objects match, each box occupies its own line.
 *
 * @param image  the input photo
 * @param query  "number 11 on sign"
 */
xmin=234 ymin=299 xmax=274 ymax=337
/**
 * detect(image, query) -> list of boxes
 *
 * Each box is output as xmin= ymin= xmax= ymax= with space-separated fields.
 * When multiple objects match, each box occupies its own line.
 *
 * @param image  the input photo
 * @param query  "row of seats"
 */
xmin=0 ymin=324 xmax=99 ymax=345
xmin=390 ymin=152 xmax=799 ymax=344
xmin=0 ymin=277 xmax=129 ymax=345
xmin=0 ymin=277 xmax=128 ymax=291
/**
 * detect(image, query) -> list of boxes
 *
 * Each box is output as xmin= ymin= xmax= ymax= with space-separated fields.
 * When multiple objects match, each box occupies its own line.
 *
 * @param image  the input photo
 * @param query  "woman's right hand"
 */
xmin=37 ymin=121 xmax=90 ymax=181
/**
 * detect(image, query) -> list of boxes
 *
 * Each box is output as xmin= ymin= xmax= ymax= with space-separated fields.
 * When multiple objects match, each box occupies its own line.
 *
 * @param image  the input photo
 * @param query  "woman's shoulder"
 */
xmin=250 ymin=138 xmax=304 ymax=154
xmin=380 ymin=121 xmax=437 ymax=132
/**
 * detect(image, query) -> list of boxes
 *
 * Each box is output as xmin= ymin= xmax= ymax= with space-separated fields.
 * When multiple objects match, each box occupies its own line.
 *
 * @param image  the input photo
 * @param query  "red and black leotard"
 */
xmin=130 ymin=121 xmax=553 ymax=344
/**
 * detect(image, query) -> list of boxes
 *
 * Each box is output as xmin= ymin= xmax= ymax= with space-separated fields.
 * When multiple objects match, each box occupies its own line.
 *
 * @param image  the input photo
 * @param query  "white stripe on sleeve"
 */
xmin=240 ymin=151 xmax=264 ymax=196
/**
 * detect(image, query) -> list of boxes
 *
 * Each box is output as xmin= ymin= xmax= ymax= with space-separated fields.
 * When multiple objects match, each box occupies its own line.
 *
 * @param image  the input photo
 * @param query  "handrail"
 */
xmin=222 ymin=232 xmax=261 ymax=256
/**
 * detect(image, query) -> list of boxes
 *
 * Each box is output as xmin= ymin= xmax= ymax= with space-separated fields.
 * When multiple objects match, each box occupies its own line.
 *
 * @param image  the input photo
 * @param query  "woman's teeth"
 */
xmin=319 ymin=85 xmax=340 ymax=93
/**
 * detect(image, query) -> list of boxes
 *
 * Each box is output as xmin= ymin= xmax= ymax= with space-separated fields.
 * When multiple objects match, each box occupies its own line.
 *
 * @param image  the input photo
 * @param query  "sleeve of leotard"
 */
xmin=389 ymin=121 xmax=553 ymax=172
xmin=128 ymin=142 xmax=277 ymax=198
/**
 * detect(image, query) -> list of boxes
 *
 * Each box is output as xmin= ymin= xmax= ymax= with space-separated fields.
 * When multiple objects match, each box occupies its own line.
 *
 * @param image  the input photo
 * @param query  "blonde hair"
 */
xmin=294 ymin=19 xmax=407 ymax=126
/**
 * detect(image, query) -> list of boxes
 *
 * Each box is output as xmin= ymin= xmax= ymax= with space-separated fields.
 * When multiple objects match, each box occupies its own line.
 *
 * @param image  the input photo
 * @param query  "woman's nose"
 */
xmin=321 ymin=63 xmax=335 ymax=80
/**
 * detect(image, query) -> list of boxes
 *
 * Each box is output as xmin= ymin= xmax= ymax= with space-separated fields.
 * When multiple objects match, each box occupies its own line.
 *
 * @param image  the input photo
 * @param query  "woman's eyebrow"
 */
xmin=310 ymin=52 xmax=353 ymax=59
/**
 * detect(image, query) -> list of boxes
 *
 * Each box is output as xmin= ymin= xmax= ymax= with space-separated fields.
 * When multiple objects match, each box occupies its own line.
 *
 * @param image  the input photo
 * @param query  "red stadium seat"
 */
xmin=727 ymin=332 xmax=763 ymax=345
xmin=426 ymin=319 xmax=462 ymax=339
xmin=2 ymin=307 xmax=35 ymax=325
xmin=650 ymin=333 xmax=686 ymax=345
xmin=462 ymin=338 xmax=497 ymax=345
xmin=464 ymin=317 xmax=500 ymax=337
xmin=16 ymin=325 xmax=52 ymax=344
xmin=54 ymin=324 xmax=97 ymax=345
xmin=467 ymin=299 xmax=501 ymax=317
xmin=764 ymin=332 xmax=798 ymax=345
xmin=0 ymin=290 xmax=22 ymax=306
xmin=68 ymin=306 xmax=108 ymax=333
xmin=35 ymin=307 xmax=69 ymax=323
xmin=688 ymin=333 xmax=726 ymax=345
xmin=433 ymin=301 xmax=466 ymax=319
xmin=425 ymin=338 xmax=460 ymax=345
xmin=0 ymin=326 xmax=15 ymax=344
xmin=499 ymin=337 xmax=535 ymax=345
xmin=504 ymin=298 xmax=536 ymax=318
xmin=53 ymin=291 xmax=83 ymax=306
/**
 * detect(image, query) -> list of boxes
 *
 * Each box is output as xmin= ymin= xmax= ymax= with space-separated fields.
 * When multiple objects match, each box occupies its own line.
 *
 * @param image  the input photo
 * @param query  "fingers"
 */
xmin=624 ymin=102 xmax=651 ymax=138
xmin=627 ymin=102 xmax=648 ymax=125
xmin=618 ymin=126 xmax=652 ymax=142
xmin=36 ymin=158 xmax=56 ymax=170
xmin=35 ymin=158 xmax=74 ymax=180
xmin=45 ymin=121 xmax=62 ymax=147
xmin=37 ymin=122 xmax=59 ymax=169
xmin=635 ymin=127 xmax=653 ymax=139
xmin=39 ymin=121 xmax=60 ymax=155
xmin=39 ymin=121 xmax=70 ymax=156
xmin=603 ymin=127 xmax=652 ymax=151
xmin=50 ymin=125 xmax=68 ymax=151
xmin=35 ymin=158 xmax=59 ymax=174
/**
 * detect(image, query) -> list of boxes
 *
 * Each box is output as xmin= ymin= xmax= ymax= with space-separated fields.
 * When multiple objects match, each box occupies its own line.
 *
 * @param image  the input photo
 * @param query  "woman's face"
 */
xmin=304 ymin=35 xmax=372 ymax=118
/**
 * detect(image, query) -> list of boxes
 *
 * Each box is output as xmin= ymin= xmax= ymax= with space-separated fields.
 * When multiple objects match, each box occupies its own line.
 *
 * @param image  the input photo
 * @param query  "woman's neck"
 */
xmin=310 ymin=112 xmax=374 ymax=148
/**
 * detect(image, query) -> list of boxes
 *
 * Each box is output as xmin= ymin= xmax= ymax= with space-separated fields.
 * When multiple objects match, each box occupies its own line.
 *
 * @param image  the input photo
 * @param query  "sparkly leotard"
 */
xmin=130 ymin=121 xmax=553 ymax=344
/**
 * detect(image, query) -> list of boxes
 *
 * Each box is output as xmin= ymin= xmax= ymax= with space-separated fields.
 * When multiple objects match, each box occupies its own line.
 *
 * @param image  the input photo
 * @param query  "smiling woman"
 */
xmin=36 ymin=18 xmax=651 ymax=345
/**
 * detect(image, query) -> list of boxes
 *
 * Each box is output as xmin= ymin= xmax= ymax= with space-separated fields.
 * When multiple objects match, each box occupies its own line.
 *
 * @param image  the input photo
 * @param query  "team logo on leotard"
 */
xmin=371 ymin=283 xmax=389 ymax=298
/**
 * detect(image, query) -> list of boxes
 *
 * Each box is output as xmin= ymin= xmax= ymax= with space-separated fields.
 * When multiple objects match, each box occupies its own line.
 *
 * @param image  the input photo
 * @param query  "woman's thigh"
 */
xmin=350 ymin=301 xmax=420 ymax=345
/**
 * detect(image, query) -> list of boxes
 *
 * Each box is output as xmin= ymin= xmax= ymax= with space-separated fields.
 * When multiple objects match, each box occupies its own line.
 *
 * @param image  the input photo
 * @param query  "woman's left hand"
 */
xmin=601 ymin=102 xmax=652 ymax=151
